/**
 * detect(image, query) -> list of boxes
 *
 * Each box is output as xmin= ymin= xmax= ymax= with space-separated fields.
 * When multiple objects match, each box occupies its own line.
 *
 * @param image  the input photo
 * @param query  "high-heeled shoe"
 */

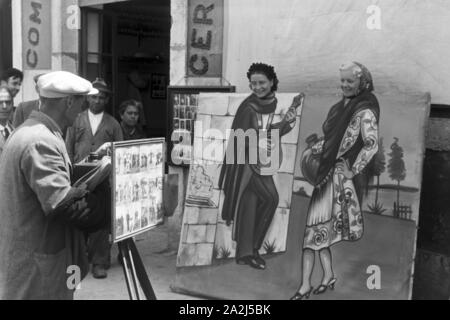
xmin=290 ymin=287 xmax=314 ymax=300
xmin=313 ymin=278 xmax=337 ymax=295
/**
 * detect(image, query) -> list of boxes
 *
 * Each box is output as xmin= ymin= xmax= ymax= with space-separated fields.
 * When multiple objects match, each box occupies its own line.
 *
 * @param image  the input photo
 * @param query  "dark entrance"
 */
xmin=80 ymin=0 xmax=171 ymax=138
xmin=0 ymin=0 xmax=12 ymax=72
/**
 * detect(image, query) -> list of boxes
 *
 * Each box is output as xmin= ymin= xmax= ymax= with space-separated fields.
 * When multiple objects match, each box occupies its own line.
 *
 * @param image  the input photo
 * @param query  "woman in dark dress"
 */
xmin=119 ymin=100 xmax=147 ymax=141
xmin=291 ymin=62 xmax=380 ymax=299
xmin=219 ymin=63 xmax=303 ymax=270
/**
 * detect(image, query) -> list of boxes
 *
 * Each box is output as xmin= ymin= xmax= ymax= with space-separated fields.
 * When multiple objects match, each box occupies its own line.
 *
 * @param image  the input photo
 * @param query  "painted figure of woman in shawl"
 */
xmin=291 ymin=62 xmax=380 ymax=299
xmin=219 ymin=63 xmax=303 ymax=270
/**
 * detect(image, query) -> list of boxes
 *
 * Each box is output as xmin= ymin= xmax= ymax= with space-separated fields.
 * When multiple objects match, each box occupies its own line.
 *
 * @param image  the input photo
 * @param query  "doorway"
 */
xmin=79 ymin=0 xmax=171 ymax=138
xmin=0 ymin=0 xmax=12 ymax=72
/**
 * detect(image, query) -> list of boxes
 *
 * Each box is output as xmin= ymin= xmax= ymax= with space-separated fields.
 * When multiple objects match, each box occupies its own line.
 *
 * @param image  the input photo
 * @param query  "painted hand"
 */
xmin=336 ymin=159 xmax=354 ymax=179
xmin=291 ymin=92 xmax=305 ymax=109
xmin=284 ymin=108 xmax=297 ymax=123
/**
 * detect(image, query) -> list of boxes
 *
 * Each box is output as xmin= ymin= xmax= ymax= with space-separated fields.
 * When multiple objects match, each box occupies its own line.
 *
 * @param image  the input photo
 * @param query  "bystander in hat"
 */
xmin=92 ymin=77 xmax=112 ymax=94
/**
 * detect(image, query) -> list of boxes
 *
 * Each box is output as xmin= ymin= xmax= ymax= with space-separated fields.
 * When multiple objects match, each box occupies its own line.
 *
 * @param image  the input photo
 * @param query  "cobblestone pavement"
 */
xmin=74 ymin=226 xmax=201 ymax=300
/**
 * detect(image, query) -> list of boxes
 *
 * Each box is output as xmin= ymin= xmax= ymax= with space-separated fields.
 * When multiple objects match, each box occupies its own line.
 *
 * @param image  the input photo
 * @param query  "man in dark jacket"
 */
xmin=65 ymin=78 xmax=123 ymax=279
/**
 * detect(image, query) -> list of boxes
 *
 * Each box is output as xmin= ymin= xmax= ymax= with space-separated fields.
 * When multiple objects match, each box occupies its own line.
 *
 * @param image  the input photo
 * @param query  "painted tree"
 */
xmin=387 ymin=137 xmax=406 ymax=215
xmin=372 ymin=138 xmax=386 ymax=204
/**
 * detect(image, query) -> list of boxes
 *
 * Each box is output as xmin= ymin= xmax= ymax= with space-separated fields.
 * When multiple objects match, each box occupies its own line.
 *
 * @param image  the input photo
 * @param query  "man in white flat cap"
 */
xmin=0 ymin=71 xmax=107 ymax=300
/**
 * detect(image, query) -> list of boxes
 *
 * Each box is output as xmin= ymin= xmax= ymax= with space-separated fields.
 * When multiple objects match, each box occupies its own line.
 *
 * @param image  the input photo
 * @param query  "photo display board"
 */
xmin=112 ymin=138 xmax=166 ymax=243
xmin=167 ymin=86 xmax=235 ymax=166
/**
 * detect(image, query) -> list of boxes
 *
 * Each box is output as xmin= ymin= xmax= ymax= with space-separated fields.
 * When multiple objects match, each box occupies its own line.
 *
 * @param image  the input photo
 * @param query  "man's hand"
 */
xmin=95 ymin=142 xmax=112 ymax=157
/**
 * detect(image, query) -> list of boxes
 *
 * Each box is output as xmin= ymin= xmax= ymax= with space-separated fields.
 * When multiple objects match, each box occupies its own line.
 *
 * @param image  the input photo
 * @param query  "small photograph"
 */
xmin=179 ymin=105 xmax=186 ymax=119
xmin=132 ymin=178 xmax=140 ymax=202
xmin=180 ymin=94 xmax=186 ymax=106
xmin=115 ymin=149 xmax=124 ymax=175
xmin=115 ymin=206 xmax=125 ymax=237
xmin=180 ymin=120 xmax=186 ymax=130
xmin=124 ymin=181 xmax=132 ymax=203
xmin=156 ymin=152 xmax=163 ymax=166
xmin=156 ymin=202 xmax=164 ymax=222
xmin=174 ymin=105 xmax=179 ymax=118
xmin=174 ymin=119 xmax=180 ymax=129
xmin=173 ymin=94 xmax=180 ymax=106
xmin=125 ymin=208 xmax=133 ymax=234
xmin=140 ymin=152 xmax=148 ymax=170
xmin=131 ymin=146 xmax=140 ymax=173
xmin=147 ymin=151 xmax=155 ymax=168
xmin=189 ymin=94 xmax=198 ymax=106
xmin=133 ymin=211 xmax=141 ymax=232
xmin=186 ymin=107 xmax=193 ymax=120
xmin=141 ymin=206 xmax=150 ymax=228
xmin=186 ymin=119 xmax=192 ymax=132
xmin=148 ymin=178 xmax=156 ymax=196
xmin=149 ymin=202 xmax=156 ymax=224
xmin=140 ymin=177 xmax=149 ymax=200
xmin=156 ymin=176 xmax=163 ymax=191
xmin=115 ymin=182 xmax=122 ymax=204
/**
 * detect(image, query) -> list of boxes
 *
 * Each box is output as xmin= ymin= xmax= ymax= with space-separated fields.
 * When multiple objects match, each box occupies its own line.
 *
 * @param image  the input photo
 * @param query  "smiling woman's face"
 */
xmin=249 ymin=73 xmax=273 ymax=98
xmin=340 ymin=69 xmax=361 ymax=98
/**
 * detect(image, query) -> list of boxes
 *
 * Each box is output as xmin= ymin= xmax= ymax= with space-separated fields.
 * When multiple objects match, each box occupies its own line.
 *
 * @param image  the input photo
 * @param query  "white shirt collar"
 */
xmin=88 ymin=110 xmax=104 ymax=136
xmin=0 ymin=122 xmax=12 ymax=131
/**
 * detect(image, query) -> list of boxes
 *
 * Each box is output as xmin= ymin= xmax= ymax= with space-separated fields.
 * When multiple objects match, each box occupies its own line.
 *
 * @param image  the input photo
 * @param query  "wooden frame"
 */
xmin=166 ymin=85 xmax=235 ymax=167
xmin=111 ymin=138 xmax=166 ymax=243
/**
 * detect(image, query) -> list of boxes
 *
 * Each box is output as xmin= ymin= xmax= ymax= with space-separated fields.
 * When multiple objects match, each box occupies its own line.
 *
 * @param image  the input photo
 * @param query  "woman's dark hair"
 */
xmin=119 ymin=99 xmax=141 ymax=116
xmin=247 ymin=62 xmax=279 ymax=92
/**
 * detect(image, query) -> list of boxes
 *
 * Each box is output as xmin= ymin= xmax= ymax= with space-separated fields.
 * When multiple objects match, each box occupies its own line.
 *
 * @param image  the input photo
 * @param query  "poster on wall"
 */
xmin=167 ymin=86 xmax=235 ymax=167
xmin=187 ymin=0 xmax=224 ymax=77
xmin=112 ymin=138 xmax=166 ymax=243
xmin=151 ymin=73 xmax=167 ymax=99
xmin=172 ymin=81 xmax=430 ymax=299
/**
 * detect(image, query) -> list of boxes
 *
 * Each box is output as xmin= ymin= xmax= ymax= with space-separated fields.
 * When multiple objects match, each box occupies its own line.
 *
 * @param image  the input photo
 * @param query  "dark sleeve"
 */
xmin=65 ymin=125 xmax=76 ymax=163
xmin=12 ymin=103 xmax=24 ymax=128
xmin=113 ymin=119 xmax=124 ymax=142
xmin=52 ymin=187 xmax=107 ymax=232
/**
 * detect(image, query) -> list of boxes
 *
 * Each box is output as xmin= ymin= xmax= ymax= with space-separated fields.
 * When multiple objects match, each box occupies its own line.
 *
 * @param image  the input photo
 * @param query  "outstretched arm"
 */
xmin=352 ymin=109 xmax=379 ymax=175
xmin=336 ymin=108 xmax=379 ymax=178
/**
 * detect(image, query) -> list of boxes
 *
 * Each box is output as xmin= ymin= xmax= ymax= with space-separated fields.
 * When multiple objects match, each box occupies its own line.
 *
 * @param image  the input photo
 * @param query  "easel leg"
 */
xmin=125 ymin=239 xmax=141 ymax=300
xmin=128 ymin=239 xmax=157 ymax=300
xmin=118 ymin=241 xmax=136 ymax=300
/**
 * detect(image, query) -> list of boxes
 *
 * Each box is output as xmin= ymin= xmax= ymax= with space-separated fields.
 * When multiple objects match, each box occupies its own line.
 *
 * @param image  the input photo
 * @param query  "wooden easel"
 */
xmin=118 ymin=238 xmax=157 ymax=300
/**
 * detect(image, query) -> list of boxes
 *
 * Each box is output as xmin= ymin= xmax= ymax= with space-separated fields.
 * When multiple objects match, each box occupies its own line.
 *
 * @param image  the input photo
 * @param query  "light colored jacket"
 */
xmin=0 ymin=111 xmax=88 ymax=300
xmin=65 ymin=110 xmax=123 ymax=163
xmin=13 ymin=99 xmax=40 ymax=128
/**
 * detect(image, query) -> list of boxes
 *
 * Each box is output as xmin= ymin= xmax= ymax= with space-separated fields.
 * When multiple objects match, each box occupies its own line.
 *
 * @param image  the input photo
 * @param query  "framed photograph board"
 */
xmin=112 ymin=138 xmax=166 ymax=243
xmin=151 ymin=73 xmax=167 ymax=99
xmin=167 ymin=85 xmax=235 ymax=167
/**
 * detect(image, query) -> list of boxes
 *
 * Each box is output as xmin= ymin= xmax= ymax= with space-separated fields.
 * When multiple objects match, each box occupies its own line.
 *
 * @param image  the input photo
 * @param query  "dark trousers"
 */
xmin=235 ymin=175 xmax=279 ymax=259
xmin=87 ymin=226 xmax=111 ymax=267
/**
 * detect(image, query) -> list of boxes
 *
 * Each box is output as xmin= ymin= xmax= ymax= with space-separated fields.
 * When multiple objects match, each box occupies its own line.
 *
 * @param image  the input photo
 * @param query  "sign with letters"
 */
xmin=187 ymin=0 xmax=224 ymax=77
xmin=22 ymin=0 xmax=51 ymax=70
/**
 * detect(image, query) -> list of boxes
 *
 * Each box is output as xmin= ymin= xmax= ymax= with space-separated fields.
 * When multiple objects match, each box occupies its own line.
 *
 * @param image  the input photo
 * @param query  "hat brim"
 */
xmin=87 ymin=88 xmax=100 ymax=96
xmin=95 ymin=88 xmax=112 ymax=94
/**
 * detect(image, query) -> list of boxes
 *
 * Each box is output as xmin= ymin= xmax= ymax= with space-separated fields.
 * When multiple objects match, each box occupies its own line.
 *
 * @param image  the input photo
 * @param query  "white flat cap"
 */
xmin=37 ymin=71 xmax=99 ymax=98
